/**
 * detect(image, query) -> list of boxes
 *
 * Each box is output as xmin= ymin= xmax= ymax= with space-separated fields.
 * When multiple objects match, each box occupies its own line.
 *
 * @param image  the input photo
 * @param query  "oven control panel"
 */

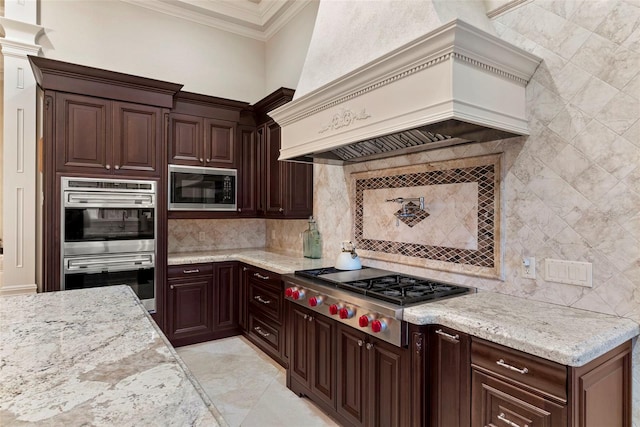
xmin=283 ymin=283 xmax=405 ymax=347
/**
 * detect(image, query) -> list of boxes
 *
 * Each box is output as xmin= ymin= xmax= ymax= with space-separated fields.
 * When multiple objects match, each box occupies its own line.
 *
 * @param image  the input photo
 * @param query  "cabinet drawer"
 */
xmin=168 ymin=263 xmax=213 ymax=279
xmin=248 ymin=312 xmax=281 ymax=353
xmin=471 ymin=338 xmax=567 ymax=402
xmin=248 ymin=280 xmax=282 ymax=321
xmin=472 ymin=369 xmax=566 ymax=427
xmin=244 ymin=265 xmax=281 ymax=289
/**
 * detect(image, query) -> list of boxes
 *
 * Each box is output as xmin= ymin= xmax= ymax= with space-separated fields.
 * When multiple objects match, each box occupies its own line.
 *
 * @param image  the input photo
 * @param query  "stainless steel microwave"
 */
xmin=168 ymin=165 xmax=237 ymax=211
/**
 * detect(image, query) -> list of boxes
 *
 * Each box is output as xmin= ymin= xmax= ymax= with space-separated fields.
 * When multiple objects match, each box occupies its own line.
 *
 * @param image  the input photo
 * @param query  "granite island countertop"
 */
xmin=0 ymin=286 xmax=226 ymax=426
xmin=169 ymin=249 xmax=639 ymax=369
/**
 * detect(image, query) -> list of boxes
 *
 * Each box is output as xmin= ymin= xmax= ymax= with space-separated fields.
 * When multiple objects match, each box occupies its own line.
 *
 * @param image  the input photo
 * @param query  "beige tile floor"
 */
xmin=177 ymin=336 xmax=339 ymax=427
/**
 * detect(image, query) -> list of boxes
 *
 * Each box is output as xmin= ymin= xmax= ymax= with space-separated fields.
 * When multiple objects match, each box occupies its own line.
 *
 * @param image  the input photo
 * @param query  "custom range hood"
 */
xmin=269 ymin=19 xmax=541 ymax=164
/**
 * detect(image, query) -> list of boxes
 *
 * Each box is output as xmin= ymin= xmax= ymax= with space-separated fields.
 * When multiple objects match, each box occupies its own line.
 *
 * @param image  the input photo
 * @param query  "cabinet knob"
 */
xmin=114 ymin=165 xmax=120 ymax=170
xmin=199 ymin=158 xmax=204 ymax=163
xmin=238 ymin=208 xmax=242 ymax=213
xmin=170 ymin=285 xmax=174 ymax=290
xmin=357 ymin=339 xmax=364 ymax=347
xmin=105 ymin=164 xmax=111 ymax=170
xmin=206 ymin=158 xmax=211 ymax=163
xmin=366 ymin=342 xmax=374 ymax=350
xmin=278 ymin=208 xmax=284 ymax=213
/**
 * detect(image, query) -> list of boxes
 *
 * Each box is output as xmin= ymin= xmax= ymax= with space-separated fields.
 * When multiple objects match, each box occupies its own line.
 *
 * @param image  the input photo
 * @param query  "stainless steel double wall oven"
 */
xmin=61 ymin=177 xmax=157 ymax=311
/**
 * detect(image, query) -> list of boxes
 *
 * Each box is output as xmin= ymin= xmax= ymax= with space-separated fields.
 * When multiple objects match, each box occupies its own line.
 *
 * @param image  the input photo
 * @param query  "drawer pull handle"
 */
xmin=435 ymin=329 xmax=459 ymax=342
xmin=254 ymin=326 xmax=270 ymax=338
xmin=254 ymin=273 xmax=270 ymax=280
xmin=496 ymin=359 xmax=529 ymax=374
xmin=498 ymin=413 xmax=527 ymax=427
xmin=183 ymin=269 xmax=200 ymax=274
xmin=254 ymin=295 xmax=271 ymax=305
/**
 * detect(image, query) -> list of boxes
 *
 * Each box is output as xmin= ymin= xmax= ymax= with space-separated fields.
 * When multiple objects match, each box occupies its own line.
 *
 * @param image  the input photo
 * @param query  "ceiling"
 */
xmin=122 ymin=0 xmax=312 ymax=41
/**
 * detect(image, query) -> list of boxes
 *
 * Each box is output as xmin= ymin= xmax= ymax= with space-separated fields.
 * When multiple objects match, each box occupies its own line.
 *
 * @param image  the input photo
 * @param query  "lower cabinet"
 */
xmin=289 ymin=304 xmax=335 ymax=409
xmin=471 ymin=337 xmax=633 ymax=427
xmin=166 ymin=262 xmax=239 ymax=347
xmin=242 ymin=264 xmax=287 ymax=366
xmin=287 ymin=302 xmax=410 ymax=427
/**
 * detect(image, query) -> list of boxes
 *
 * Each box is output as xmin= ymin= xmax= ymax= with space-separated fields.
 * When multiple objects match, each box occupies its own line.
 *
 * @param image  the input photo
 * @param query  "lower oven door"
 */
xmin=63 ymin=253 xmax=156 ymax=312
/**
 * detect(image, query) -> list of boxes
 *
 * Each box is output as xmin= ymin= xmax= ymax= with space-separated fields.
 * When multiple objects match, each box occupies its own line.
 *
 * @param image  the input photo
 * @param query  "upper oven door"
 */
xmin=168 ymin=165 xmax=237 ymax=211
xmin=61 ymin=177 xmax=157 ymax=255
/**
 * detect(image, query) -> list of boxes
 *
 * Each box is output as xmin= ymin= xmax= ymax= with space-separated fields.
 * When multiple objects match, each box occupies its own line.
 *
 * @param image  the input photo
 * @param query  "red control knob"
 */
xmin=292 ymin=289 xmax=306 ymax=300
xmin=358 ymin=314 xmax=375 ymax=328
xmin=371 ymin=319 xmax=388 ymax=333
xmin=329 ymin=304 xmax=342 ymax=315
xmin=339 ymin=307 xmax=355 ymax=319
xmin=309 ymin=296 xmax=324 ymax=307
xmin=285 ymin=287 xmax=297 ymax=298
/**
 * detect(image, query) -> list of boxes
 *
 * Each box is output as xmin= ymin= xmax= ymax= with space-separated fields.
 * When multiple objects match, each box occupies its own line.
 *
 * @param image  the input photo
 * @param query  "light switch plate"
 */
xmin=544 ymin=259 xmax=592 ymax=287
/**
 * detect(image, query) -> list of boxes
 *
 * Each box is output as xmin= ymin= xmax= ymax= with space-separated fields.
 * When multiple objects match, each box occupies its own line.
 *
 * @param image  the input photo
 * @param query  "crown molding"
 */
xmin=121 ymin=0 xmax=311 ymax=41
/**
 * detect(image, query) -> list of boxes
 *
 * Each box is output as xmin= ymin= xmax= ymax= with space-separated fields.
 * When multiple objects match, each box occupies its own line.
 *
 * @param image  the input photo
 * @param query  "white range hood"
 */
xmin=269 ymin=19 xmax=541 ymax=163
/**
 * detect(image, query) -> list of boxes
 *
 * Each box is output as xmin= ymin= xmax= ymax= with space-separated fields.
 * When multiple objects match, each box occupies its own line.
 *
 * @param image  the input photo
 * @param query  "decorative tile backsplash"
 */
xmin=353 ymin=154 xmax=501 ymax=278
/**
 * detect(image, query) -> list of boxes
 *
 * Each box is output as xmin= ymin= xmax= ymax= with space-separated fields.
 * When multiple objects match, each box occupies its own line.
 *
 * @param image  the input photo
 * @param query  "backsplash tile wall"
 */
xmin=285 ymin=0 xmax=640 ymax=417
xmin=353 ymin=155 xmax=501 ymax=278
xmin=167 ymin=219 xmax=266 ymax=253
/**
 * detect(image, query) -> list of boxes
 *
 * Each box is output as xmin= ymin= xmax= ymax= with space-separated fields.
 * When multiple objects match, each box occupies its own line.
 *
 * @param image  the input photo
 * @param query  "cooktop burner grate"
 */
xmin=293 ymin=268 xmax=472 ymax=306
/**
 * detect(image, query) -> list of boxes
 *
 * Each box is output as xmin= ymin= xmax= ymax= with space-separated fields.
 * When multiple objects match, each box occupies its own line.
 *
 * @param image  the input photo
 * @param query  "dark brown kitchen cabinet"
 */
xmin=253 ymin=88 xmax=313 ymax=219
xmin=238 ymin=126 xmax=258 ymax=216
xmin=242 ymin=264 xmax=287 ymax=366
xmin=167 ymin=262 xmax=240 ymax=347
xmin=288 ymin=304 xmax=335 ymax=410
xmin=54 ymin=93 xmax=163 ymax=177
xmin=169 ymin=92 xmax=247 ymax=169
xmin=430 ymin=326 xmax=471 ymax=427
xmin=335 ymin=324 xmax=410 ymax=427
xmin=257 ymin=120 xmax=313 ymax=219
xmin=471 ymin=337 xmax=632 ymax=427
xmin=167 ymin=263 xmax=215 ymax=347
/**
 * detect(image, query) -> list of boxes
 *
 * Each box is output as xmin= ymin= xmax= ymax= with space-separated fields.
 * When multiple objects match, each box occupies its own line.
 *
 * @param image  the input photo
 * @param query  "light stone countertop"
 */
xmin=0 ymin=286 xmax=226 ymax=426
xmin=169 ymin=249 xmax=639 ymax=367
xmin=168 ymin=247 xmax=330 ymax=274
xmin=403 ymin=291 xmax=640 ymax=367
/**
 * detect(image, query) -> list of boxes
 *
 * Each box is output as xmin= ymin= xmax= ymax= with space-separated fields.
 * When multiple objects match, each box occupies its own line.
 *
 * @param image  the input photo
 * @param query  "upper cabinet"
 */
xmin=55 ymin=95 xmax=163 ymax=176
xmin=30 ymin=56 xmax=182 ymax=179
xmin=253 ymin=88 xmax=314 ymax=219
xmin=169 ymin=92 xmax=248 ymax=169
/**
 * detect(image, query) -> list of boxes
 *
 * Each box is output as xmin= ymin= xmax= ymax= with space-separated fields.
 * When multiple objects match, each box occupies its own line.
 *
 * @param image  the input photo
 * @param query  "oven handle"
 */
xmin=65 ymin=192 xmax=155 ymax=208
xmin=66 ymin=255 xmax=154 ymax=273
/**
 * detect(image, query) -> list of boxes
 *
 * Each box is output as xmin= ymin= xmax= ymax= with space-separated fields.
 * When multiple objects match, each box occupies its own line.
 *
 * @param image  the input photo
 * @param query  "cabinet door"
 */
xmin=284 ymin=161 xmax=314 ymax=219
xmin=112 ymin=101 xmax=162 ymax=176
xmin=430 ymin=326 xmax=471 ymax=427
xmin=337 ymin=324 xmax=367 ymax=426
xmin=167 ymin=276 xmax=213 ymax=345
xmin=471 ymin=369 xmax=566 ymax=427
xmin=204 ymin=118 xmax=236 ymax=168
xmin=55 ymin=93 xmax=111 ymax=173
xmin=169 ymin=113 xmax=204 ymax=166
xmin=238 ymin=127 xmax=258 ymax=216
xmin=264 ymin=121 xmax=286 ymax=216
xmin=289 ymin=305 xmax=311 ymax=387
xmin=311 ymin=313 xmax=335 ymax=408
xmin=213 ymin=262 xmax=238 ymax=332
xmin=367 ymin=337 xmax=410 ymax=427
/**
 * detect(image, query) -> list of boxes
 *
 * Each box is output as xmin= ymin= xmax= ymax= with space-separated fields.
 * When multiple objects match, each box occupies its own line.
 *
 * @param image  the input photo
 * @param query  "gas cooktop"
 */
xmin=294 ymin=267 xmax=472 ymax=306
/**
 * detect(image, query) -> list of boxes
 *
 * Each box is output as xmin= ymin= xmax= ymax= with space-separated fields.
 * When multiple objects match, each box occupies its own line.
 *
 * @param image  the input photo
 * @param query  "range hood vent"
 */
xmin=269 ymin=20 xmax=541 ymax=164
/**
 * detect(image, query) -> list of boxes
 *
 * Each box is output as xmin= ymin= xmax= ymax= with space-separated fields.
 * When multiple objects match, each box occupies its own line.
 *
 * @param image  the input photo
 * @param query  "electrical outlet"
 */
xmin=198 ymin=231 xmax=206 ymax=242
xmin=522 ymin=257 xmax=536 ymax=279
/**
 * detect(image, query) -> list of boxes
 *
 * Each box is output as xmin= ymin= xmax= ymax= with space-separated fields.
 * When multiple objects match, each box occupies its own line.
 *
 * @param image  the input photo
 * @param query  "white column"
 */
xmin=0 ymin=0 xmax=43 ymax=295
